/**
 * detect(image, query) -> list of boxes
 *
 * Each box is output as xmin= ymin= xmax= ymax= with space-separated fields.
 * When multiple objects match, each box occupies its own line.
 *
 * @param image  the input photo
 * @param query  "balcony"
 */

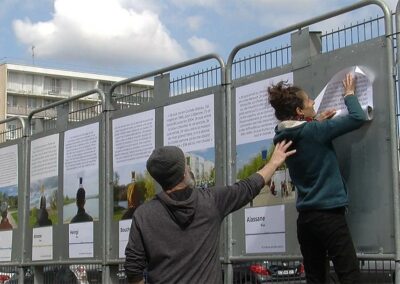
xmin=7 ymin=87 xmax=70 ymax=98
xmin=7 ymin=105 xmax=57 ymax=117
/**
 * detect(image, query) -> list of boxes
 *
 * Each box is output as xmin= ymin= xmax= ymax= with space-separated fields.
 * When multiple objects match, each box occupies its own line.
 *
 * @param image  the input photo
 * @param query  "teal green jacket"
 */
xmin=273 ymin=95 xmax=366 ymax=211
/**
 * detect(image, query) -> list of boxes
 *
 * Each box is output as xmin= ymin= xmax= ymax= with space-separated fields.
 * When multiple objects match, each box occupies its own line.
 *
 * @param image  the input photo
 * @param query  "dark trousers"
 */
xmin=297 ymin=208 xmax=360 ymax=284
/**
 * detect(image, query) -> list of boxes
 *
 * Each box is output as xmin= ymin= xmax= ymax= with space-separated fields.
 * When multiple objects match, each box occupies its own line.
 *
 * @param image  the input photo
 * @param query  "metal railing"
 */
xmin=27 ymin=89 xmax=106 ymax=135
xmin=169 ymin=65 xmax=222 ymax=96
xmin=68 ymin=102 xmax=102 ymax=122
xmin=113 ymin=88 xmax=154 ymax=110
xmin=0 ymin=116 xmax=26 ymax=142
xmin=321 ymin=14 xmax=385 ymax=52
xmin=232 ymin=45 xmax=291 ymax=80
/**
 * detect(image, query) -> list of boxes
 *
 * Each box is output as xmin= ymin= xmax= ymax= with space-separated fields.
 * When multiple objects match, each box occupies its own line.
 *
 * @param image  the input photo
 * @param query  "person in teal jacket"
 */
xmin=268 ymin=73 xmax=366 ymax=284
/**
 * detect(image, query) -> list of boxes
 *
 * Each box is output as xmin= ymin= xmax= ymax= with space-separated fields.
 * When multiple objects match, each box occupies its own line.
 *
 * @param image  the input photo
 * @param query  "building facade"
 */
xmin=0 ymin=63 xmax=153 ymax=138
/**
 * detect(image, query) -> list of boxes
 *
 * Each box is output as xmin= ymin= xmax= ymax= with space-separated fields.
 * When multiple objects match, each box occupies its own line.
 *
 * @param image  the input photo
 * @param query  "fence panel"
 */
xmin=225 ymin=0 xmax=397 ymax=283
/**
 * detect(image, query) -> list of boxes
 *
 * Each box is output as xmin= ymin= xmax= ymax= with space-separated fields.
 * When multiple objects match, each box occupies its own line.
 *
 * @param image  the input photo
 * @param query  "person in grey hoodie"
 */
xmin=268 ymin=73 xmax=366 ymax=284
xmin=124 ymin=142 xmax=295 ymax=284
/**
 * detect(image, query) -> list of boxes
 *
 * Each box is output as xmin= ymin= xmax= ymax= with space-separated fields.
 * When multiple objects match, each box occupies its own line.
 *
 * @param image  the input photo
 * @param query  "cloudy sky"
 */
xmin=0 ymin=0 xmax=397 ymax=76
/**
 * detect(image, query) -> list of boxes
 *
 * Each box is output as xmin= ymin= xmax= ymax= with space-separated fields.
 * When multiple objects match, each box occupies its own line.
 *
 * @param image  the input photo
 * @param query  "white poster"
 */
xmin=236 ymin=73 xmax=293 ymax=145
xmin=31 ymin=134 xmax=59 ymax=181
xmin=0 ymin=145 xmax=18 ymax=230
xmin=0 ymin=145 xmax=18 ymax=188
xmin=245 ymin=205 xmax=285 ymax=253
xmin=0 ymin=230 xmax=12 ymax=261
xmin=63 ymin=123 xmax=99 ymax=223
xmin=113 ymin=110 xmax=155 ymax=166
xmin=119 ymin=219 xmax=131 ymax=258
xmin=315 ymin=66 xmax=373 ymax=120
xmin=164 ymin=94 xmax=214 ymax=152
xmin=246 ymin=233 xmax=286 ymax=254
xmin=69 ymin=222 xmax=93 ymax=258
xmin=30 ymin=134 xmax=59 ymax=228
xmin=32 ymin=226 xmax=53 ymax=261
xmin=112 ymin=111 xmax=156 ymax=222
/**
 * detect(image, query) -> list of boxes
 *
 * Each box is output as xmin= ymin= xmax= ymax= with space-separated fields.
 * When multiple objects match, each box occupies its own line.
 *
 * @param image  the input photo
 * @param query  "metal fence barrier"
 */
xmin=0 ymin=1 xmax=399 ymax=283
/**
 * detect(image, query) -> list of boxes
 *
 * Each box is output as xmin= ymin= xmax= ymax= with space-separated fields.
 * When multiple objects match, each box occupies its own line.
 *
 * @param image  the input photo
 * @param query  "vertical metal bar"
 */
xmin=363 ymin=18 xmax=367 ymax=40
xmin=103 ymin=89 xmax=112 ymax=283
xmin=370 ymin=17 xmax=373 ymax=39
xmin=324 ymin=32 xmax=327 ymax=52
xmin=378 ymin=15 xmax=381 ymax=35
xmin=394 ymin=3 xmax=400 ymax=283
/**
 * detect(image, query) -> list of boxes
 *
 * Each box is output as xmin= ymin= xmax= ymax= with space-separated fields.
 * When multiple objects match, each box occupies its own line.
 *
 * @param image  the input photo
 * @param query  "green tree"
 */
xmin=51 ymin=190 xmax=57 ymax=210
xmin=144 ymin=170 xmax=155 ymax=201
xmin=113 ymin=171 xmax=120 ymax=186
xmin=237 ymin=143 xmax=287 ymax=180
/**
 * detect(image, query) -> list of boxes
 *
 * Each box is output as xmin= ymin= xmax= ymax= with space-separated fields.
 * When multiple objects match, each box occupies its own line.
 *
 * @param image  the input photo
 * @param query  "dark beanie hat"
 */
xmin=146 ymin=146 xmax=186 ymax=190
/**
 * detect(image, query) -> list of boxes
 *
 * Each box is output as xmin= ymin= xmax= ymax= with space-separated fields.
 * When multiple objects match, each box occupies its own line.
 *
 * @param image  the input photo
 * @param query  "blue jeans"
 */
xmin=297 ymin=207 xmax=360 ymax=284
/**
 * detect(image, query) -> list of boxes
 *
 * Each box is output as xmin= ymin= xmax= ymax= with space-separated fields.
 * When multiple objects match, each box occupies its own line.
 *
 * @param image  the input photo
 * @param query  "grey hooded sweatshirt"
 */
xmin=124 ymin=173 xmax=265 ymax=284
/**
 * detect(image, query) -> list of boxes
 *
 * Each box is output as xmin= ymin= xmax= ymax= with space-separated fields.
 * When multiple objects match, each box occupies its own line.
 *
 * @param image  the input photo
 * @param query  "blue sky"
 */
xmin=0 ymin=0 xmax=396 ymax=76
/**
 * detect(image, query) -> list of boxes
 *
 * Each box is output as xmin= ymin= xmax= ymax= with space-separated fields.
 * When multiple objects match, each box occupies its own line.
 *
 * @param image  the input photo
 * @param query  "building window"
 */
xmin=6 ymin=124 xmax=17 ymax=140
xmin=7 ymin=95 xmax=18 ymax=107
xmin=44 ymin=76 xmax=61 ymax=95
xmin=28 ymin=97 xmax=37 ymax=109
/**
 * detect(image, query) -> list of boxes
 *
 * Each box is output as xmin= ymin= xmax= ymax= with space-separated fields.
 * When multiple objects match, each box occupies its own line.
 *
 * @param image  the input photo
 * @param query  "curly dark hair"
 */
xmin=268 ymin=81 xmax=304 ymax=121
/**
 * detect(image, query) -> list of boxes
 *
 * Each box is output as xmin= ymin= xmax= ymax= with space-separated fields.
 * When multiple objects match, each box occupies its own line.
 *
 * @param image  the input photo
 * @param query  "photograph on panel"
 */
xmin=185 ymin=147 xmax=215 ymax=190
xmin=63 ymin=123 xmax=99 ymax=224
xmin=237 ymin=140 xmax=294 ymax=207
xmin=235 ymin=73 xmax=294 ymax=207
xmin=113 ymin=161 xmax=155 ymax=221
xmin=30 ymin=134 xmax=59 ymax=227
xmin=29 ymin=176 xmax=58 ymax=227
xmin=63 ymin=170 xmax=98 ymax=223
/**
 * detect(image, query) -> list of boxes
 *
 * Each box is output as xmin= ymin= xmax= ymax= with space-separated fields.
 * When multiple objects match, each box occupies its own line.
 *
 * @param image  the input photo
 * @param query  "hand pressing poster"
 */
xmin=315 ymin=66 xmax=373 ymax=120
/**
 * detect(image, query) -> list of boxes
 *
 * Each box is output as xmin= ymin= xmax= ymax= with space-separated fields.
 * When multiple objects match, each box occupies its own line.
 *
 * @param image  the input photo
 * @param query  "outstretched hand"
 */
xmin=315 ymin=109 xmax=336 ymax=121
xmin=269 ymin=140 xmax=296 ymax=168
xmin=342 ymin=73 xmax=356 ymax=96
xmin=257 ymin=140 xmax=296 ymax=184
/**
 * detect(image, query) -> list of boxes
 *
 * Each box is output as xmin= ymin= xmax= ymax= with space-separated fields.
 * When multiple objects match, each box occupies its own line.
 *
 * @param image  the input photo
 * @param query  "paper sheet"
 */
xmin=315 ymin=66 xmax=373 ymax=121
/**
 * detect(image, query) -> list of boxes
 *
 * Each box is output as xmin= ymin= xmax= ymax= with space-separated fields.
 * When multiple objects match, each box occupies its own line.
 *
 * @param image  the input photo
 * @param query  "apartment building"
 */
xmin=0 ymin=63 xmax=153 ymax=137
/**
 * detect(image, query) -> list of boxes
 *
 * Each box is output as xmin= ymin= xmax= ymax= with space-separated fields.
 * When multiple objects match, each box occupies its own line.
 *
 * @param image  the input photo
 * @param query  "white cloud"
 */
xmin=188 ymin=36 xmax=216 ymax=55
xmin=234 ymin=0 xmax=395 ymax=35
xmin=118 ymin=0 xmax=164 ymax=14
xmin=13 ymin=0 xmax=186 ymax=67
xmin=171 ymin=0 xmax=220 ymax=9
xmin=187 ymin=16 xmax=203 ymax=31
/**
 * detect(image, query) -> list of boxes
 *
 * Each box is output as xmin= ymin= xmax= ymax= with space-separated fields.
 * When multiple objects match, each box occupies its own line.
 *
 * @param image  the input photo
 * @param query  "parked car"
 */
xmin=0 ymin=272 xmax=17 ymax=284
xmin=233 ymin=260 xmax=305 ymax=283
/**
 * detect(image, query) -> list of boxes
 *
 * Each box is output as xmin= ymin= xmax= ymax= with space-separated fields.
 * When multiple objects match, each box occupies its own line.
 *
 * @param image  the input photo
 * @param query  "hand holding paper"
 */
xmin=314 ymin=66 xmax=373 ymax=121
xmin=315 ymin=109 xmax=336 ymax=121
xmin=342 ymin=73 xmax=356 ymax=96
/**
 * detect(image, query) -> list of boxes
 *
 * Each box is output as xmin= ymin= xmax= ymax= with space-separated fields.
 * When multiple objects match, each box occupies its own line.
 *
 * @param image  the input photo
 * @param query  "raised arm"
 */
xmin=313 ymin=73 xmax=366 ymax=142
xmin=213 ymin=140 xmax=296 ymax=217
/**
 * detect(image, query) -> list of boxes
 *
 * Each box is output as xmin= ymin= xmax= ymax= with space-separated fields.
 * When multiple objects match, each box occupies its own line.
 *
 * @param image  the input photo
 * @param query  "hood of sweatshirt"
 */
xmin=273 ymin=120 xmax=307 ymax=144
xmin=156 ymin=187 xmax=197 ymax=230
